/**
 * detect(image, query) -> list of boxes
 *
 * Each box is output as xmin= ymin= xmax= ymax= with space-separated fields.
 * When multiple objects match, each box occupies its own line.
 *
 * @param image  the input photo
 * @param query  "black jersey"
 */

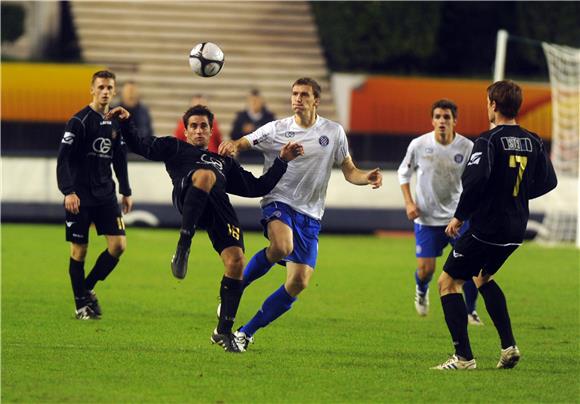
xmin=454 ymin=125 xmax=557 ymax=244
xmin=118 ymin=119 xmax=287 ymax=206
xmin=57 ymin=106 xmax=131 ymax=206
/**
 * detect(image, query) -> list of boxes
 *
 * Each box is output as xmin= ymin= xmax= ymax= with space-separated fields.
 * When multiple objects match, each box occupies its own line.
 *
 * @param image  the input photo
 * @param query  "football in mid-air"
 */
xmin=188 ymin=42 xmax=225 ymax=77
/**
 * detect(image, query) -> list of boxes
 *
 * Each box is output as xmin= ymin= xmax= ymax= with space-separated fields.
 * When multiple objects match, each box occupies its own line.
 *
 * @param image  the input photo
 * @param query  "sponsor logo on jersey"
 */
xmin=452 ymin=250 xmax=464 ymax=258
xmin=199 ymin=154 xmax=224 ymax=172
xmin=253 ymin=133 xmax=268 ymax=145
xmin=467 ymin=152 xmax=482 ymax=166
xmin=500 ymin=137 xmax=532 ymax=152
xmin=425 ymin=147 xmax=434 ymax=154
xmin=62 ymin=131 xmax=75 ymax=145
xmin=285 ymin=131 xmax=295 ymax=138
xmin=318 ymin=135 xmax=329 ymax=147
xmin=100 ymin=120 xmax=112 ymax=126
xmin=92 ymin=137 xmax=112 ymax=154
xmin=454 ymin=154 xmax=464 ymax=164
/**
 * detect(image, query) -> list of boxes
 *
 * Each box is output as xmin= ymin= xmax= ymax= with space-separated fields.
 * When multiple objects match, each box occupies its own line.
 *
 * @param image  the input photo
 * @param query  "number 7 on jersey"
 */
xmin=509 ymin=155 xmax=528 ymax=197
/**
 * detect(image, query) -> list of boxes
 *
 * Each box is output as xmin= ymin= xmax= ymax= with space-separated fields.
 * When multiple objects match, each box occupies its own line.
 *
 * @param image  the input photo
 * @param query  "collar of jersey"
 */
xmin=289 ymin=115 xmax=321 ymax=132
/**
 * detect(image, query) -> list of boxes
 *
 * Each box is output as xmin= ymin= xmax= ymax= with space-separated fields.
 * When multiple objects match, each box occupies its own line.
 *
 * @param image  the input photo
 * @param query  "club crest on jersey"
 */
xmin=454 ymin=154 xmax=464 ymax=163
xmin=319 ymin=135 xmax=329 ymax=147
xmin=467 ymin=152 xmax=482 ymax=166
xmin=285 ymin=131 xmax=295 ymax=138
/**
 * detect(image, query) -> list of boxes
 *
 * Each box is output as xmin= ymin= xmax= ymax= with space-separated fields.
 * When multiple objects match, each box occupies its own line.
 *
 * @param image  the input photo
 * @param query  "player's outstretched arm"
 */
xmin=218 ymin=137 xmax=251 ymax=157
xmin=341 ymin=157 xmax=383 ymax=189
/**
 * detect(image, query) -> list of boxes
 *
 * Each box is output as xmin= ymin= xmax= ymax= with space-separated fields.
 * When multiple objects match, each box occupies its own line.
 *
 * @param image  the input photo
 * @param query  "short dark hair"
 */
xmin=91 ymin=70 xmax=116 ymax=84
xmin=487 ymin=80 xmax=523 ymax=119
xmin=182 ymin=104 xmax=214 ymax=129
xmin=292 ymin=77 xmax=321 ymax=99
xmin=431 ymin=99 xmax=458 ymax=119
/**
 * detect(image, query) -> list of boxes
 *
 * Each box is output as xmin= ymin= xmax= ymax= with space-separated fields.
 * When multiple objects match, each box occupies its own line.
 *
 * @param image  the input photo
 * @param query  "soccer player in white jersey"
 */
xmin=218 ymin=77 xmax=382 ymax=349
xmin=398 ymin=99 xmax=482 ymax=325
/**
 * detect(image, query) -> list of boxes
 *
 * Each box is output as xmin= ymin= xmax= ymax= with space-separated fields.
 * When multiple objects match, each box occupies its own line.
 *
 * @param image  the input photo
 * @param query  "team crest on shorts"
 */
xmin=318 ymin=135 xmax=329 ymax=147
xmin=454 ymin=154 xmax=464 ymax=163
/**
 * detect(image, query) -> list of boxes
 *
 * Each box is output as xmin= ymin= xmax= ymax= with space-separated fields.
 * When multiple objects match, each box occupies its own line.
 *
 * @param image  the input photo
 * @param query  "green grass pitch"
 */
xmin=2 ymin=224 xmax=579 ymax=403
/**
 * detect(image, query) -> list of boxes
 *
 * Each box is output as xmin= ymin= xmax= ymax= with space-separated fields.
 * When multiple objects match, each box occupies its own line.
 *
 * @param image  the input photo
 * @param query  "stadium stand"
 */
xmin=69 ymin=1 xmax=337 ymax=137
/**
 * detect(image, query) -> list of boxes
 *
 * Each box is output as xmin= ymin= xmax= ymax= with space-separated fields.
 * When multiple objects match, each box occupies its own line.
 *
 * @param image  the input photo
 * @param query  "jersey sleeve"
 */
xmin=454 ymin=136 xmax=494 ymax=221
xmin=119 ymin=118 xmax=178 ymax=161
xmin=225 ymin=157 xmax=288 ymax=197
xmin=56 ymin=117 xmax=83 ymax=196
xmin=334 ymin=124 xmax=350 ymax=165
xmin=529 ymin=140 xmax=558 ymax=199
xmin=112 ymin=135 xmax=132 ymax=196
xmin=245 ymin=121 xmax=275 ymax=152
xmin=397 ymin=140 xmax=416 ymax=185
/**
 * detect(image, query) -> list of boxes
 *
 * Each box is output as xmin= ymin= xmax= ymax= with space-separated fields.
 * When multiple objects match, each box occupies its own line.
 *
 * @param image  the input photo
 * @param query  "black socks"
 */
xmin=217 ymin=276 xmax=244 ymax=334
xmin=69 ymin=258 xmax=86 ymax=309
xmin=441 ymin=293 xmax=473 ymax=360
xmin=179 ymin=186 xmax=209 ymax=249
xmin=85 ymin=249 xmax=119 ymax=291
xmin=479 ymin=280 xmax=516 ymax=349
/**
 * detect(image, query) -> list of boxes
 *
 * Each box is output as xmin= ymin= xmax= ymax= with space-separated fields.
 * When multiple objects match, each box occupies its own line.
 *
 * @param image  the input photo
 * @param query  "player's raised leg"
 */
xmin=172 ymin=169 xmax=214 ymax=279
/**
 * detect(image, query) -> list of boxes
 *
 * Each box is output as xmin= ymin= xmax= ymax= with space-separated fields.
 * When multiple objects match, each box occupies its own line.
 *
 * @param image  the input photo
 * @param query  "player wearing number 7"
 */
xmin=107 ymin=104 xmax=303 ymax=353
xmin=432 ymin=80 xmax=557 ymax=370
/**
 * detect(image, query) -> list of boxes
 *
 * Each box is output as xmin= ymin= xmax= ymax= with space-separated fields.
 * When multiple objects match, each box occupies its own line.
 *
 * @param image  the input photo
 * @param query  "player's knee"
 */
xmin=287 ymin=276 xmax=309 ymax=293
xmin=223 ymin=254 xmax=245 ymax=279
xmin=108 ymin=238 xmax=126 ymax=258
xmin=70 ymin=244 xmax=88 ymax=261
xmin=437 ymin=273 xmax=461 ymax=295
xmin=191 ymin=170 xmax=216 ymax=192
xmin=269 ymin=241 xmax=293 ymax=261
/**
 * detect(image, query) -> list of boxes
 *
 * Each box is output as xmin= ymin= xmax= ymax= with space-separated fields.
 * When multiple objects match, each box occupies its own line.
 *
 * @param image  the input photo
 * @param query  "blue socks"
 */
xmin=243 ymin=248 xmax=274 ymax=288
xmin=415 ymin=269 xmax=432 ymax=295
xmin=240 ymin=285 xmax=296 ymax=337
xmin=462 ymin=279 xmax=478 ymax=313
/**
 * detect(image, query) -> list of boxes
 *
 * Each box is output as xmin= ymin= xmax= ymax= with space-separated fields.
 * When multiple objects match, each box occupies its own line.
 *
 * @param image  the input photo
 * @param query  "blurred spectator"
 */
xmin=174 ymin=94 xmax=222 ymax=153
xmin=230 ymin=89 xmax=275 ymax=140
xmin=119 ymin=81 xmax=154 ymax=138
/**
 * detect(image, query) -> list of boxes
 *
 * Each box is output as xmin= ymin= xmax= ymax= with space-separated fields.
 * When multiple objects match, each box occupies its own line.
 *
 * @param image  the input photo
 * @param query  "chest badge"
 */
xmin=454 ymin=154 xmax=464 ymax=163
xmin=318 ymin=135 xmax=329 ymax=147
xmin=285 ymin=131 xmax=295 ymax=138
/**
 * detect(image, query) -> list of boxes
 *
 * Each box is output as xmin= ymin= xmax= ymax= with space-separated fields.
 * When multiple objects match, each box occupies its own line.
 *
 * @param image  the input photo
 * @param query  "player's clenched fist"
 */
xmin=279 ymin=141 xmax=304 ymax=162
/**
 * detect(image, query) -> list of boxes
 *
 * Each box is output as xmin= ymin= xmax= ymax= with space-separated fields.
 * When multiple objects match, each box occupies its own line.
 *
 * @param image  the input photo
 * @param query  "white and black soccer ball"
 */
xmin=188 ymin=42 xmax=225 ymax=77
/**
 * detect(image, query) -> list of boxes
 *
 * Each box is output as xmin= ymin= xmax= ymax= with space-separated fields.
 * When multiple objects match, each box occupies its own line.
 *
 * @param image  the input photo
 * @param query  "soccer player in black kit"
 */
xmin=106 ymin=104 xmax=303 ymax=353
xmin=57 ymin=70 xmax=133 ymax=320
xmin=432 ymin=80 xmax=558 ymax=370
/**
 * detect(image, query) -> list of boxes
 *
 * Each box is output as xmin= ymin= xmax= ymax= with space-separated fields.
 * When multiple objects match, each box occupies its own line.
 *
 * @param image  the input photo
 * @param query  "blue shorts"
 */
xmin=261 ymin=202 xmax=321 ymax=268
xmin=414 ymin=221 xmax=469 ymax=258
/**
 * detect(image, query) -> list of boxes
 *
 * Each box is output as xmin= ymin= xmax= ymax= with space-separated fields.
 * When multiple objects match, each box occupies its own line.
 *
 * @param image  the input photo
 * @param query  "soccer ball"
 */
xmin=188 ymin=42 xmax=225 ymax=77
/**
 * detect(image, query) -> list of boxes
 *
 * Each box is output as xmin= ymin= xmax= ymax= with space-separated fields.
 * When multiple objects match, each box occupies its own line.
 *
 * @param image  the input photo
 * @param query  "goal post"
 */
xmin=493 ymin=30 xmax=580 ymax=247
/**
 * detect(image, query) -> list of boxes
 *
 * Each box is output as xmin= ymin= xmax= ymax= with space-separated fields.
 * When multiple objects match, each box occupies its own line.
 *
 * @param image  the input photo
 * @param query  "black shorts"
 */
xmin=443 ymin=230 xmax=519 ymax=281
xmin=176 ymin=177 xmax=244 ymax=255
xmin=65 ymin=201 xmax=125 ymax=244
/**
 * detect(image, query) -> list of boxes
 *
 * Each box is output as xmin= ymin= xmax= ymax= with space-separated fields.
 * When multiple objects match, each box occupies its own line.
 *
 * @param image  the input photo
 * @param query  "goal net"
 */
xmin=536 ymin=42 xmax=580 ymax=246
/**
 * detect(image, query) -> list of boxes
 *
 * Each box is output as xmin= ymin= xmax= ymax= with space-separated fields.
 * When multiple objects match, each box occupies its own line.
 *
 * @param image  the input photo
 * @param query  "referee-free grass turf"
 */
xmin=2 ymin=224 xmax=579 ymax=403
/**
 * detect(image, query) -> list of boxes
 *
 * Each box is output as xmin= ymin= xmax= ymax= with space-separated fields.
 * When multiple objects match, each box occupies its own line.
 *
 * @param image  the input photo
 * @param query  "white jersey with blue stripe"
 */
xmin=245 ymin=115 xmax=350 ymax=220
